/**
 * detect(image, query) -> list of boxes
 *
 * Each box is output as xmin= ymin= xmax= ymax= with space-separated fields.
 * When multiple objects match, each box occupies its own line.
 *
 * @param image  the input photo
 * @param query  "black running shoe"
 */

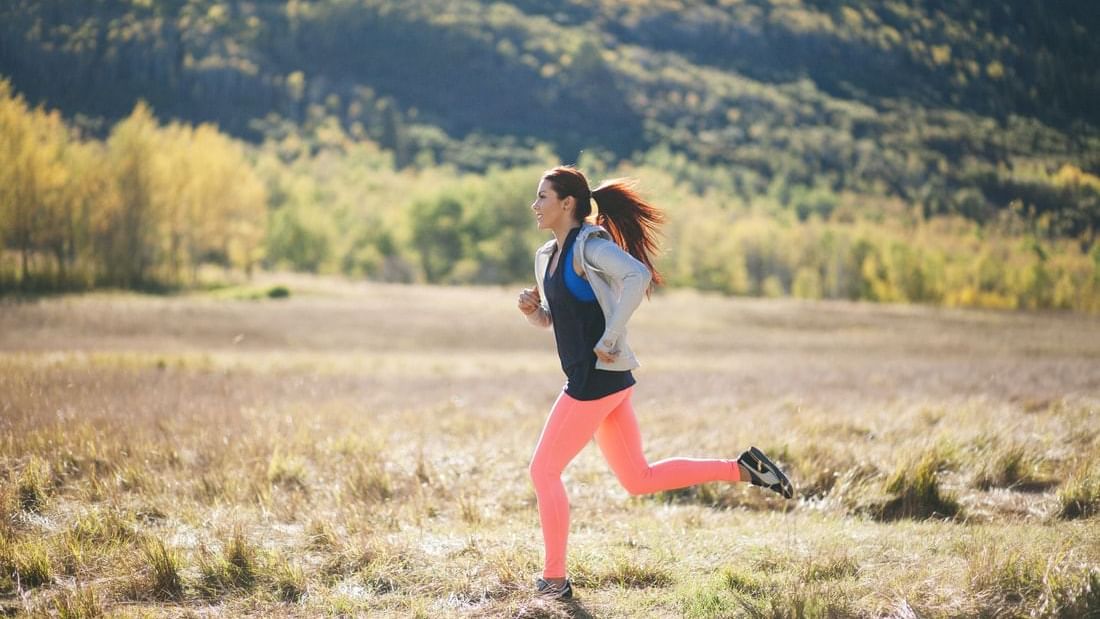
xmin=535 ymin=577 xmax=573 ymax=599
xmin=738 ymin=446 xmax=794 ymax=499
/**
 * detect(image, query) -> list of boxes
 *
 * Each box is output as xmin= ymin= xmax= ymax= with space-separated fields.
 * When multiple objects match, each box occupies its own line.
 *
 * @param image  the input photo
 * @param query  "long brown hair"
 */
xmin=542 ymin=165 xmax=664 ymax=288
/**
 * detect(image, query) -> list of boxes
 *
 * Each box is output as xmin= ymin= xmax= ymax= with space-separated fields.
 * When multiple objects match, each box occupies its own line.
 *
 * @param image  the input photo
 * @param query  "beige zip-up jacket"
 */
xmin=525 ymin=222 xmax=652 ymax=371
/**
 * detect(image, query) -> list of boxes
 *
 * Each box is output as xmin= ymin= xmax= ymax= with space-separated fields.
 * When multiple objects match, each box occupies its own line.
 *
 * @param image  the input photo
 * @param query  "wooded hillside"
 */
xmin=2 ymin=1 xmax=1098 ymax=310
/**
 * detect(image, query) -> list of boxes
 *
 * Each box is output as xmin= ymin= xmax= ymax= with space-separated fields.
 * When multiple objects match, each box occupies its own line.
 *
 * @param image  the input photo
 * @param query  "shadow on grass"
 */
xmin=511 ymin=596 xmax=597 ymax=619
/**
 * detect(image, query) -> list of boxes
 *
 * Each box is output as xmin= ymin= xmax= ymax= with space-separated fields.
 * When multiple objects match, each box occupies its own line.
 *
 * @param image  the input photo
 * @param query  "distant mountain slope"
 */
xmin=505 ymin=0 xmax=1100 ymax=130
xmin=2 ymin=0 xmax=1097 ymax=234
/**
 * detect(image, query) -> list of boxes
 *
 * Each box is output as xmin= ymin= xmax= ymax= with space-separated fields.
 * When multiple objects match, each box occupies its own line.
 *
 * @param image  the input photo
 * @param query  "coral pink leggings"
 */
xmin=528 ymin=386 xmax=741 ymax=578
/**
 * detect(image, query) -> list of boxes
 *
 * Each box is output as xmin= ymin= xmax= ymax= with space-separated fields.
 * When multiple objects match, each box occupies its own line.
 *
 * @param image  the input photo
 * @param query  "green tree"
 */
xmin=410 ymin=196 xmax=467 ymax=283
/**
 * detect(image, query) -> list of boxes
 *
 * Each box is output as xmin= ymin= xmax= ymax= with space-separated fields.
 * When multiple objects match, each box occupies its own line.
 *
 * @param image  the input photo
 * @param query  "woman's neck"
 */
xmin=553 ymin=221 xmax=582 ymax=250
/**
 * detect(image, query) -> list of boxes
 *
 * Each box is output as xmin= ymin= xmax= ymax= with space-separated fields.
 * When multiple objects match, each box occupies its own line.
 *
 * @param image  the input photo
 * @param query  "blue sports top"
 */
xmin=563 ymin=238 xmax=596 ymax=302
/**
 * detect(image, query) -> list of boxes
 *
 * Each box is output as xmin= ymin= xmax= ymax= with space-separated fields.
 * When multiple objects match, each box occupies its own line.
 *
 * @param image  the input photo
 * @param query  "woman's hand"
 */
xmin=518 ymin=286 xmax=541 ymax=315
xmin=594 ymin=338 xmax=619 ymax=363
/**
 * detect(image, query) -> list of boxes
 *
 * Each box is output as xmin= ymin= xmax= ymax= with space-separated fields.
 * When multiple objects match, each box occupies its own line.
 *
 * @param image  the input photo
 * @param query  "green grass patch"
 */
xmin=720 ymin=565 xmax=768 ymax=596
xmin=801 ymin=552 xmax=859 ymax=582
xmin=570 ymin=553 xmax=674 ymax=590
xmin=679 ymin=581 xmax=741 ymax=619
xmin=204 ymin=283 xmax=292 ymax=300
xmin=598 ymin=556 xmax=674 ymax=589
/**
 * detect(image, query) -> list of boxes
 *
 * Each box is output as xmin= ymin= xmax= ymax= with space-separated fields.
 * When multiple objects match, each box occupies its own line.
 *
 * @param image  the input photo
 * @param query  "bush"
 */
xmin=266 ymin=285 xmax=290 ymax=299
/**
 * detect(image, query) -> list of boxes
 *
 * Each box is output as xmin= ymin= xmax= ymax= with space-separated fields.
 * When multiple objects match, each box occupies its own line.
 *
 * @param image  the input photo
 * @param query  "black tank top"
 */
xmin=544 ymin=226 xmax=635 ymax=401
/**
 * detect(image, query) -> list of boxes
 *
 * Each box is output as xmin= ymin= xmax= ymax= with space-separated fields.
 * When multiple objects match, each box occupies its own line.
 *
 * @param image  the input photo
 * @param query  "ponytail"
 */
xmin=542 ymin=166 xmax=665 ymax=290
xmin=591 ymin=178 xmax=664 ymax=289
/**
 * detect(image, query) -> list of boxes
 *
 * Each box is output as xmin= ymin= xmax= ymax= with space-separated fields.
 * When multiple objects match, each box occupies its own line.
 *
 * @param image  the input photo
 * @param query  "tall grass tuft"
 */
xmin=269 ymin=553 xmax=308 ymax=603
xmin=0 ymin=534 xmax=10 ymax=594
xmin=458 ymin=491 xmax=482 ymax=526
xmin=195 ymin=472 xmax=230 ymax=504
xmin=56 ymin=533 xmax=88 ymax=577
xmin=972 ymin=443 xmax=1051 ymax=492
xmin=878 ymin=450 xmax=960 ymax=520
xmin=306 ymin=519 xmax=339 ymax=552
xmin=569 ymin=553 xmax=674 ymax=590
xmin=346 ymin=458 xmax=394 ymax=503
xmin=720 ymin=565 xmax=768 ymax=597
xmin=679 ymin=580 xmax=738 ymax=619
xmin=1052 ymin=569 xmax=1100 ymax=617
xmin=199 ymin=529 xmax=259 ymax=596
xmin=1058 ymin=461 xmax=1100 ymax=519
xmin=320 ymin=544 xmax=376 ymax=583
xmin=739 ymin=585 xmax=855 ymax=618
xmin=966 ymin=547 xmax=1100 ymax=615
xmin=51 ymin=584 xmax=104 ymax=618
xmin=4 ymin=538 xmax=53 ymax=589
xmin=789 ymin=445 xmax=856 ymax=499
xmin=414 ymin=448 xmax=433 ymax=486
xmin=18 ymin=457 xmax=50 ymax=513
xmin=114 ymin=464 xmax=150 ymax=493
xmin=70 ymin=508 xmax=136 ymax=545
xmin=0 ymin=485 xmax=15 ymax=538
xmin=1036 ymin=565 xmax=1100 ymax=617
xmin=968 ymin=548 xmax=1046 ymax=609
xmin=801 ymin=551 xmax=859 ymax=582
xmin=142 ymin=538 xmax=183 ymax=600
xmin=599 ymin=556 xmax=674 ymax=589
xmin=267 ymin=449 xmax=308 ymax=492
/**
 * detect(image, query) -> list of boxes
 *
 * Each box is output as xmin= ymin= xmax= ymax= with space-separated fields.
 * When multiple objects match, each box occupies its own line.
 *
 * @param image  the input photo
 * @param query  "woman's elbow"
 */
xmin=628 ymin=266 xmax=652 ymax=291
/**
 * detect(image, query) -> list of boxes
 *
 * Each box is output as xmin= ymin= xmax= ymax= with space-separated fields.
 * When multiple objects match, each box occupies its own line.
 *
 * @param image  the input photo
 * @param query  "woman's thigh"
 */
xmin=593 ymin=390 xmax=648 ymax=478
xmin=531 ymin=388 xmax=632 ymax=475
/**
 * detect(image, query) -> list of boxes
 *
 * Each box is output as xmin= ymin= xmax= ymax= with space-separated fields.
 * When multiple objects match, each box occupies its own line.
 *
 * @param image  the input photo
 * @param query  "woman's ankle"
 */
xmin=737 ymin=462 xmax=751 ymax=482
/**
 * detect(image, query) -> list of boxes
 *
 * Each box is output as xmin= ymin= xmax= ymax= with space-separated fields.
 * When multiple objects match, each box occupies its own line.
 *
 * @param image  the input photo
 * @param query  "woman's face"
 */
xmin=531 ymin=178 xmax=572 ymax=231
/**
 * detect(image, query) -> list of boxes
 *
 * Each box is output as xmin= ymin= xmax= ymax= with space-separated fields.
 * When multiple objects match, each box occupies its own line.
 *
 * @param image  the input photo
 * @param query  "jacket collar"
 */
xmin=577 ymin=221 xmax=610 ymax=242
xmin=537 ymin=222 xmax=609 ymax=257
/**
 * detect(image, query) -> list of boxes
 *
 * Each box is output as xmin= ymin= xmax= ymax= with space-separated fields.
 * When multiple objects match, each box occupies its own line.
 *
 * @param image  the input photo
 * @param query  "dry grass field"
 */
xmin=1 ymin=274 xmax=1099 ymax=618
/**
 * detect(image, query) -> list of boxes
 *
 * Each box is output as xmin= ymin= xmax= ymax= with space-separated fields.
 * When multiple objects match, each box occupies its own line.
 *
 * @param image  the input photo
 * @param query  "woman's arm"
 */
xmin=526 ymin=305 xmax=552 ymax=328
xmin=585 ymin=237 xmax=651 ymax=348
xmin=519 ymin=286 xmax=552 ymax=328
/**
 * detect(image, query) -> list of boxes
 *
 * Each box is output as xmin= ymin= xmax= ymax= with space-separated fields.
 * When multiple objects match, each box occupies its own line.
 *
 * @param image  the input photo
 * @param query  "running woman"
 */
xmin=516 ymin=165 xmax=794 ymax=600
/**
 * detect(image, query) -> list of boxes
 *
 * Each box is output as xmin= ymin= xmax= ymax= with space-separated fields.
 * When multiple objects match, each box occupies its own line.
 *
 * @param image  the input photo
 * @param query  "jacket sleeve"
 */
xmin=527 ymin=248 xmax=553 ymax=329
xmin=584 ymin=237 xmax=651 ymax=347
xmin=526 ymin=305 xmax=552 ymax=328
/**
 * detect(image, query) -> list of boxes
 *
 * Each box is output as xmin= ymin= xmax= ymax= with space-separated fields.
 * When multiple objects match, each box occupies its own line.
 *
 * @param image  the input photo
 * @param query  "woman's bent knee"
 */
xmin=618 ymin=472 xmax=652 ymax=496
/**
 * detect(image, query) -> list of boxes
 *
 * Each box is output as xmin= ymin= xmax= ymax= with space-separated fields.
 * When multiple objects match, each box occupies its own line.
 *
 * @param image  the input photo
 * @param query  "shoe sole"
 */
xmin=535 ymin=579 xmax=573 ymax=600
xmin=749 ymin=446 xmax=794 ymax=499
